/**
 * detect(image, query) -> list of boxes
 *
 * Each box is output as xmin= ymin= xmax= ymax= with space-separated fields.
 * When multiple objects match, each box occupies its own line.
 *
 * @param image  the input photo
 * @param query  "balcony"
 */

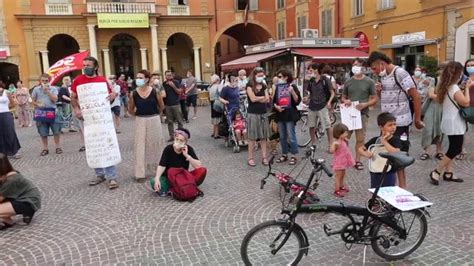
xmin=45 ymin=3 xmax=73 ymax=15
xmin=167 ymin=5 xmax=190 ymax=16
xmin=87 ymin=2 xmax=156 ymax=13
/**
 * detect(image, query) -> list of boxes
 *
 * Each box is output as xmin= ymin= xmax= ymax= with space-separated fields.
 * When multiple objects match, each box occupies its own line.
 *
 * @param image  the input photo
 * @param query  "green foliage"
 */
xmin=418 ymin=55 xmax=438 ymax=77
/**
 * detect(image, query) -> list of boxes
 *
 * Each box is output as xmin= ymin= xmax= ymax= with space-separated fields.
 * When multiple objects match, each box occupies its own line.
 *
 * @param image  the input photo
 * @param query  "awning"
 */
xmin=291 ymin=48 xmax=369 ymax=59
xmin=378 ymin=39 xmax=438 ymax=49
xmin=221 ymin=50 xmax=286 ymax=71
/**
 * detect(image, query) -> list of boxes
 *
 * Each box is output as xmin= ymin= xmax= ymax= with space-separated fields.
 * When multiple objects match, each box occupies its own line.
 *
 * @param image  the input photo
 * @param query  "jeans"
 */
xmin=278 ymin=121 xmax=298 ymax=155
xmin=94 ymin=165 xmax=118 ymax=180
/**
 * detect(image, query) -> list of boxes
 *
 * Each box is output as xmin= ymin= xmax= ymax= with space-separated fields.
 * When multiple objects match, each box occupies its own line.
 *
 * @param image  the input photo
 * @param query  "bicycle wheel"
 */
xmin=370 ymin=209 xmax=428 ymax=261
xmin=241 ymin=220 xmax=306 ymax=265
xmin=296 ymin=115 xmax=311 ymax=148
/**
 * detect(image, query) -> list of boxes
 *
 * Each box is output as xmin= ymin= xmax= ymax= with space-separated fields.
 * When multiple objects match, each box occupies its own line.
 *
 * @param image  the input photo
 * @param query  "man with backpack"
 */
xmin=367 ymin=51 xmax=424 ymax=188
xmin=303 ymin=63 xmax=335 ymax=151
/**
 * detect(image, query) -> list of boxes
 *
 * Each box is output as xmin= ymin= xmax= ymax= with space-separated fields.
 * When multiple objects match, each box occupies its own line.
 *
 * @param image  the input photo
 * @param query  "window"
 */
xmin=169 ymin=0 xmax=188 ymax=5
xmin=297 ymin=16 xmax=307 ymax=37
xmin=352 ymin=0 xmax=363 ymax=16
xmin=321 ymin=9 xmax=332 ymax=37
xmin=236 ymin=0 xmax=258 ymax=11
xmin=379 ymin=0 xmax=394 ymax=10
xmin=277 ymin=21 xmax=285 ymax=40
xmin=277 ymin=0 xmax=285 ymax=9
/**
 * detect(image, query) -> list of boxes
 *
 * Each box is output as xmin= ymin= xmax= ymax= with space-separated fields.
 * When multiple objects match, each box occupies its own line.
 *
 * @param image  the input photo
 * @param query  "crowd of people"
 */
xmin=0 ymin=51 xmax=472 ymax=230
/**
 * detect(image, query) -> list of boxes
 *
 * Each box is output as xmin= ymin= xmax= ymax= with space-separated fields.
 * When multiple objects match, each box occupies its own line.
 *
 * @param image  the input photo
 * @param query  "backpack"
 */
xmin=167 ymin=168 xmax=203 ymax=202
xmin=393 ymin=67 xmax=416 ymax=119
xmin=308 ymin=76 xmax=331 ymax=102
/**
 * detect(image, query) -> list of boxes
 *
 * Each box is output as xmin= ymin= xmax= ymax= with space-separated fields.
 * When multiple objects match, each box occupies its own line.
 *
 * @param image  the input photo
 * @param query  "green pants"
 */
xmin=149 ymin=176 xmax=170 ymax=192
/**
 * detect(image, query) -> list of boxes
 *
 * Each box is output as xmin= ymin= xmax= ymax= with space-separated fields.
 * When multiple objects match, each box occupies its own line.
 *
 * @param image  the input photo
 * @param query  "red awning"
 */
xmin=221 ymin=50 xmax=286 ymax=72
xmin=292 ymin=48 xmax=369 ymax=60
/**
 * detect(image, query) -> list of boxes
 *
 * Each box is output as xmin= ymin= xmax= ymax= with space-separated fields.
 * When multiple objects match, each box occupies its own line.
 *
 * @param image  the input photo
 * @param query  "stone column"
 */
xmin=150 ymin=24 xmax=161 ymax=73
xmin=140 ymin=48 xmax=148 ymax=69
xmin=193 ymin=47 xmax=201 ymax=81
xmin=161 ymin=48 xmax=168 ymax=72
xmin=87 ymin=24 xmax=98 ymax=58
xmin=102 ymin=49 xmax=111 ymax=78
xmin=40 ymin=50 xmax=50 ymax=73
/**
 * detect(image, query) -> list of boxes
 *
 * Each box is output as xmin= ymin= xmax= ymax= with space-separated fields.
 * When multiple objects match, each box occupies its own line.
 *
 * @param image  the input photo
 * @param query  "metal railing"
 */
xmin=45 ymin=3 xmax=73 ymax=15
xmin=167 ymin=5 xmax=190 ymax=16
xmin=87 ymin=2 xmax=156 ymax=13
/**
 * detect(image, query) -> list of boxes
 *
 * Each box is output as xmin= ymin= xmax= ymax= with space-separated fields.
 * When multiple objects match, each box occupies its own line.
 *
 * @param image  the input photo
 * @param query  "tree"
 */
xmin=418 ymin=55 xmax=438 ymax=77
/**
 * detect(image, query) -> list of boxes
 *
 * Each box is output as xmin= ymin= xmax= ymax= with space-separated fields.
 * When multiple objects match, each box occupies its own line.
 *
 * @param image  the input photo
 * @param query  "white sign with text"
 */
xmin=77 ymin=82 xmax=121 ymax=168
xmin=340 ymin=101 xmax=362 ymax=130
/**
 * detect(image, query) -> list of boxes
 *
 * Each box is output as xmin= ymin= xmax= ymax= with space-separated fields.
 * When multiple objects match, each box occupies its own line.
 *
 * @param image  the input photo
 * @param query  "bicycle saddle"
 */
xmin=378 ymin=152 xmax=415 ymax=169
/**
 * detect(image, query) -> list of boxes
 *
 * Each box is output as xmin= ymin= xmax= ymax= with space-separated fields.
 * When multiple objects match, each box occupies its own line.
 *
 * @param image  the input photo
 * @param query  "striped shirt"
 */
xmin=380 ymin=67 xmax=415 ymax=127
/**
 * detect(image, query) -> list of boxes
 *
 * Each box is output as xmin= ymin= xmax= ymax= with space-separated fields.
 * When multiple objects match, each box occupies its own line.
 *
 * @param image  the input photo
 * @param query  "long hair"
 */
xmin=248 ymin=67 xmax=265 ymax=93
xmin=437 ymin=61 xmax=464 ymax=103
xmin=0 ymin=153 xmax=14 ymax=177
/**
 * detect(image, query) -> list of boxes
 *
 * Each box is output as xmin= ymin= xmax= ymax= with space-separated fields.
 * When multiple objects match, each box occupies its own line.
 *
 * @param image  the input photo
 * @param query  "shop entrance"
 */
xmin=0 ymin=62 xmax=19 ymax=86
xmin=394 ymin=46 xmax=425 ymax=74
xmin=109 ymin=33 xmax=140 ymax=78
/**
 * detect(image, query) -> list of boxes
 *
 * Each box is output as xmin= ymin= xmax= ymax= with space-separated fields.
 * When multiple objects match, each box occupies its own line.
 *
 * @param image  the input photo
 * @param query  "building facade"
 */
xmin=0 ymin=0 xmax=331 ymax=87
xmin=341 ymin=0 xmax=473 ymax=73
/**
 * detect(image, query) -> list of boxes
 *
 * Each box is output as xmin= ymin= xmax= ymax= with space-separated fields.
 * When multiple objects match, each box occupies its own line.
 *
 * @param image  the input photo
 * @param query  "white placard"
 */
xmin=369 ymin=186 xmax=433 ymax=212
xmin=77 ymin=82 xmax=121 ymax=168
xmin=340 ymin=101 xmax=362 ymax=130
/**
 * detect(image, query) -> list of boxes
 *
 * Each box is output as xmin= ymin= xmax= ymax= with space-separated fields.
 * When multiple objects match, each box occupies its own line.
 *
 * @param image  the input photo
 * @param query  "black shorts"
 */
xmin=10 ymin=200 xmax=36 ymax=218
xmin=111 ymin=106 xmax=121 ymax=117
xmin=395 ymin=126 xmax=410 ymax=152
xmin=186 ymin=94 xmax=197 ymax=107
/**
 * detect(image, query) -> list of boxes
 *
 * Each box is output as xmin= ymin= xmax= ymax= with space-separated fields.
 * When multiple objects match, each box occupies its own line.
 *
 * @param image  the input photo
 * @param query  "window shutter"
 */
xmin=250 ymin=0 xmax=258 ymax=11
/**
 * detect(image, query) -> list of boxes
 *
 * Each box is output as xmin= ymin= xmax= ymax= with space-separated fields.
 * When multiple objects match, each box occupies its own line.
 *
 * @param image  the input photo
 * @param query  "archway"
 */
xmin=109 ymin=33 xmax=141 ymax=78
xmin=0 ymin=62 xmax=19 ymax=87
xmin=166 ymin=33 xmax=194 ymax=78
xmin=215 ymin=23 xmax=272 ymax=73
xmin=47 ymin=34 xmax=80 ymax=67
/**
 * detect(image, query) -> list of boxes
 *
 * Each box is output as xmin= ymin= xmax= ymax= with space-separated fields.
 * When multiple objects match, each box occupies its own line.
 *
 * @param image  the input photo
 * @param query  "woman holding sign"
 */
xmin=273 ymin=69 xmax=301 ymax=165
xmin=128 ymin=70 xmax=165 ymax=181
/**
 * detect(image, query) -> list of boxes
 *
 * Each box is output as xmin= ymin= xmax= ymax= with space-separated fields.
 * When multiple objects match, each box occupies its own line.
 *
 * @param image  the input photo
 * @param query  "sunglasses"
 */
xmin=277 ymin=75 xmax=283 ymax=78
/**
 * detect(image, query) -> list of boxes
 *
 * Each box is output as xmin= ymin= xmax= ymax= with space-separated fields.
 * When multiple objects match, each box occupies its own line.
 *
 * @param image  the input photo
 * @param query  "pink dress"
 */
xmin=331 ymin=140 xmax=355 ymax=171
xmin=233 ymin=119 xmax=246 ymax=131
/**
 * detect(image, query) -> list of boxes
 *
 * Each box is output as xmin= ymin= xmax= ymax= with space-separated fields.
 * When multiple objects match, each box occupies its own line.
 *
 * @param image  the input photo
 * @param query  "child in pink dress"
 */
xmin=330 ymin=123 xmax=355 ymax=198
xmin=233 ymin=110 xmax=247 ymax=145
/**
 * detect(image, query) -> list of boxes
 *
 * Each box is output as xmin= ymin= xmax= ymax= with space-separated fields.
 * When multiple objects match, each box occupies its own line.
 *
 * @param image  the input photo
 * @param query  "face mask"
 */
xmin=153 ymin=79 xmax=160 ymax=85
xmin=351 ymin=66 xmax=362 ymax=75
xmin=241 ymin=76 xmax=247 ymax=81
xmin=414 ymin=70 xmax=421 ymax=77
xmin=135 ymin=79 xmax=146 ymax=87
xmin=256 ymin=76 xmax=265 ymax=83
xmin=278 ymin=79 xmax=285 ymax=84
xmin=467 ymin=66 xmax=474 ymax=75
xmin=421 ymin=73 xmax=426 ymax=79
xmin=378 ymin=65 xmax=387 ymax=77
xmin=173 ymin=141 xmax=185 ymax=149
xmin=84 ymin=67 xmax=95 ymax=76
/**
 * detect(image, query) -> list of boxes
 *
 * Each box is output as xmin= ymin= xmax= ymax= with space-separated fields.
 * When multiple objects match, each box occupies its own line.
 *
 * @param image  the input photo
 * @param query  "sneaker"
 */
xmin=108 ymin=180 xmax=119 ymax=189
xmin=158 ymin=191 xmax=168 ymax=197
xmin=192 ymin=116 xmax=197 ymax=120
xmin=89 ymin=176 xmax=106 ymax=186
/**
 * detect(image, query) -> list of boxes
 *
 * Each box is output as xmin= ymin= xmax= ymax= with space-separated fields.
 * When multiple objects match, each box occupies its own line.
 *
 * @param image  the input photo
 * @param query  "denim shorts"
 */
xmin=36 ymin=121 xmax=61 ymax=137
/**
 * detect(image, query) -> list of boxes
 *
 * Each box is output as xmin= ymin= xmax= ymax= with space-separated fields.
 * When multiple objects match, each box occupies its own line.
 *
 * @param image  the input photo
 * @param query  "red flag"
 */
xmin=47 ymin=51 xmax=89 ymax=85
xmin=244 ymin=0 xmax=249 ymax=27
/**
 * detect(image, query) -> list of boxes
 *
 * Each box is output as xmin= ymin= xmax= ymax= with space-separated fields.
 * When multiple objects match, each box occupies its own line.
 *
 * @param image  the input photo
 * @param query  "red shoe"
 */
xmin=340 ymin=186 xmax=350 ymax=193
xmin=334 ymin=189 xmax=345 ymax=198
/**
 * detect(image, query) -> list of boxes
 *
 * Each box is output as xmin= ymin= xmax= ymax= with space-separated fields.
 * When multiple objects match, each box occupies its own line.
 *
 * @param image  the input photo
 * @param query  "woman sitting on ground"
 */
xmin=151 ymin=128 xmax=206 ymax=196
xmin=0 ymin=153 xmax=41 ymax=230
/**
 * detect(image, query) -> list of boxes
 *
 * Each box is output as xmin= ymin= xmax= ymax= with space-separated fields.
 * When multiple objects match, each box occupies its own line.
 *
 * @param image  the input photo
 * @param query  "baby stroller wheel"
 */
xmin=233 ymin=145 xmax=240 ymax=153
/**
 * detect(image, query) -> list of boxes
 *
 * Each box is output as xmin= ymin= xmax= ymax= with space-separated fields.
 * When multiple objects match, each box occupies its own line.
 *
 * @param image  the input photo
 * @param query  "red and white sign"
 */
xmin=355 ymin=32 xmax=369 ymax=53
xmin=47 ymin=50 xmax=89 ymax=85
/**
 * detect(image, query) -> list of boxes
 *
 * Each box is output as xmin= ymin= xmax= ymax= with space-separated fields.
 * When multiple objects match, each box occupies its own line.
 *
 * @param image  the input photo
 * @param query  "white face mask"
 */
xmin=421 ymin=73 xmax=426 ymax=79
xmin=153 ymin=79 xmax=160 ymax=85
xmin=351 ymin=66 xmax=362 ymax=75
xmin=378 ymin=68 xmax=387 ymax=77
xmin=173 ymin=141 xmax=185 ymax=149
xmin=414 ymin=70 xmax=422 ymax=77
xmin=256 ymin=76 xmax=265 ymax=83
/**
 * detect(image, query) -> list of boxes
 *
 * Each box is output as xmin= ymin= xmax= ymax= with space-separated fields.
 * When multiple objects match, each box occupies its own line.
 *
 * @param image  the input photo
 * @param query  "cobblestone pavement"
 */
xmin=0 ymin=106 xmax=473 ymax=265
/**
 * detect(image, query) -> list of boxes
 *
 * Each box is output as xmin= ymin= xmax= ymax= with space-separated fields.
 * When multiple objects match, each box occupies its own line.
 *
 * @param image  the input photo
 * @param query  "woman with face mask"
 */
xmin=245 ymin=67 xmax=271 ymax=167
xmin=412 ymin=66 xmax=431 ymax=105
xmin=128 ymin=69 xmax=165 ymax=182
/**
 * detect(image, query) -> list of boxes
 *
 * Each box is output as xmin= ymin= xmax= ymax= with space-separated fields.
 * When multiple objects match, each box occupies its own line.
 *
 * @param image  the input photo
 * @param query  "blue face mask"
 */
xmin=467 ymin=66 xmax=474 ymax=75
xmin=135 ymin=79 xmax=146 ymax=87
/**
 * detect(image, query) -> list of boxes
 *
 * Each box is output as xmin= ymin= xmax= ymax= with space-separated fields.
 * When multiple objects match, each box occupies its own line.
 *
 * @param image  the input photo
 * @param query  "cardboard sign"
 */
xmin=276 ymin=83 xmax=291 ymax=109
xmin=77 ymin=82 xmax=121 ymax=168
xmin=340 ymin=101 xmax=362 ymax=130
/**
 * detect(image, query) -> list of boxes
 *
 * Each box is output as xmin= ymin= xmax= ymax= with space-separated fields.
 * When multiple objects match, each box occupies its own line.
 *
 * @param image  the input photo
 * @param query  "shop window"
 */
xmin=379 ymin=0 xmax=394 ymax=10
xmin=236 ymin=0 xmax=258 ymax=11
xmin=321 ymin=9 xmax=332 ymax=37
xmin=277 ymin=0 xmax=285 ymax=9
xmin=297 ymin=16 xmax=307 ymax=37
xmin=352 ymin=0 xmax=363 ymax=16
xmin=277 ymin=21 xmax=285 ymax=40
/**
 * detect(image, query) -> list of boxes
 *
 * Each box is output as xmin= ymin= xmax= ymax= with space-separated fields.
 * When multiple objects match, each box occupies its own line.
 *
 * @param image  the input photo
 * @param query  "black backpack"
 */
xmin=309 ymin=76 xmax=331 ymax=102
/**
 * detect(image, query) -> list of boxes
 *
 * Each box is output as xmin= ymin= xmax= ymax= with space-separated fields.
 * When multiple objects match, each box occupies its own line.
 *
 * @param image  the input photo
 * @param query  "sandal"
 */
xmin=89 ymin=175 xmax=106 ymax=186
xmin=289 ymin=157 xmax=297 ymax=165
xmin=430 ymin=169 xmax=440 ymax=185
xmin=334 ymin=190 xmax=345 ymax=198
xmin=455 ymin=152 xmax=465 ymax=160
xmin=247 ymin=159 xmax=256 ymax=167
xmin=271 ymin=149 xmax=279 ymax=155
xmin=55 ymin=148 xmax=63 ymax=154
xmin=262 ymin=158 xmax=269 ymax=166
xmin=79 ymin=146 xmax=86 ymax=152
xmin=40 ymin=149 xmax=49 ymax=156
xmin=419 ymin=153 xmax=430 ymax=160
xmin=443 ymin=172 xmax=464 ymax=183
xmin=276 ymin=155 xmax=288 ymax=163
xmin=340 ymin=186 xmax=350 ymax=193
xmin=108 ymin=180 xmax=119 ymax=189
xmin=354 ymin=161 xmax=364 ymax=171
xmin=0 ymin=222 xmax=14 ymax=231
xmin=435 ymin=153 xmax=444 ymax=160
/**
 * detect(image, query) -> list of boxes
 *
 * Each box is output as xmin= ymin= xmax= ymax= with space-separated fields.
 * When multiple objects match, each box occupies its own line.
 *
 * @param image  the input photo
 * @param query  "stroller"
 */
xmin=222 ymin=96 xmax=248 ymax=153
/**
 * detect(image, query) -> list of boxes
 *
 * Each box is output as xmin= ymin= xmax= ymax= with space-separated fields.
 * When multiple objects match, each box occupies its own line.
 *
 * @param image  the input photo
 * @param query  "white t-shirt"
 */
xmin=441 ymin=84 xmax=466 ymax=135
xmin=0 ymin=91 xmax=10 ymax=113
xmin=111 ymin=84 xmax=121 ymax=108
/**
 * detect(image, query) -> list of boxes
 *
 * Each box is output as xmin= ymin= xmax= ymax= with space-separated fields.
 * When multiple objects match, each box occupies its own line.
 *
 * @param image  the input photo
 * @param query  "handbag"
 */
xmin=447 ymin=91 xmax=474 ymax=124
xmin=368 ymin=141 xmax=392 ymax=173
xmin=33 ymin=107 xmax=56 ymax=123
xmin=212 ymin=88 xmax=224 ymax=113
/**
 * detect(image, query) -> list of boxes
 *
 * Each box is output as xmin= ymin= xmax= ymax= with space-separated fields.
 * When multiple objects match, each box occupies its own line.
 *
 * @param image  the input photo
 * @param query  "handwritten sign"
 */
xmin=369 ymin=186 xmax=433 ymax=211
xmin=340 ymin=101 xmax=362 ymax=130
xmin=77 ymin=82 xmax=121 ymax=168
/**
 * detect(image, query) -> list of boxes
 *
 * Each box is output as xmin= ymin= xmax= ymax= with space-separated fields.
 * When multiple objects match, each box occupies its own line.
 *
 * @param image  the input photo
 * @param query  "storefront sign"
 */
xmin=355 ymin=32 xmax=369 ymax=53
xmin=0 ymin=49 xmax=7 ymax=59
xmin=97 ymin=13 xmax=149 ymax=28
xmin=392 ymin=31 xmax=426 ymax=44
